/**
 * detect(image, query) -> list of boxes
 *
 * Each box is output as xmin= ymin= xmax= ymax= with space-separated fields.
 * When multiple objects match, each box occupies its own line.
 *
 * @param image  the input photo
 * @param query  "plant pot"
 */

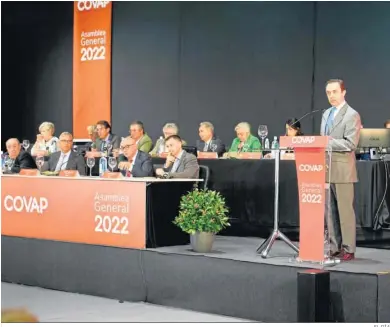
xmin=190 ymin=232 xmax=216 ymax=253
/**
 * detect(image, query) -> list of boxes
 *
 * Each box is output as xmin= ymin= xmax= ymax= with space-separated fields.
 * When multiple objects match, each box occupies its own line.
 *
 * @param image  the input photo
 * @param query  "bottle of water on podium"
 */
xmin=158 ymin=136 xmax=165 ymax=155
xmin=264 ymin=138 xmax=270 ymax=150
xmin=271 ymin=136 xmax=279 ymax=158
xmin=99 ymin=155 xmax=108 ymax=177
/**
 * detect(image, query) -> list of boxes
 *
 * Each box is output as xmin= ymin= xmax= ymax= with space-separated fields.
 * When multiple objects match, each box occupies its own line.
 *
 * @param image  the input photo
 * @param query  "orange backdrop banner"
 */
xmin=73 ymin=1 xmax=112 ymax=138
xmin=1 ymin=176 xmax=146 ymax=249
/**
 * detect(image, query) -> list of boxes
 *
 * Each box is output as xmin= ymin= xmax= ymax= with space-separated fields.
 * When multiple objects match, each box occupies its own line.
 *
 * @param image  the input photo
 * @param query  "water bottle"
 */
xmin=99 ymin=156 xmax=108 ymax=176
xmin=264 ymin=138 xmax=270 ymax=150
xmin=271 ymin=136 xmax=279 ymax=158
xmin=158 ymin=136 xmax=165 ymax=154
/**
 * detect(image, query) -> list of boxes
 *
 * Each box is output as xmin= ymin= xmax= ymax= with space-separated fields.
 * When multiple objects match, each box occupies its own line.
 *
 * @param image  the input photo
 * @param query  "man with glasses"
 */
xmin=115 ymin=137 xmax=153 ymax=177
xmin=41 ymin=132 xmax=86 ymax=176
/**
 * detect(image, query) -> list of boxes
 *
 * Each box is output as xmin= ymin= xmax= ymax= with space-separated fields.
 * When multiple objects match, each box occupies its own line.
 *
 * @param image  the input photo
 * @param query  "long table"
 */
xmin=152 ymin=158 xmax=390 ymax=234
xmin=1 ymin=175 xmax=200 ymax=248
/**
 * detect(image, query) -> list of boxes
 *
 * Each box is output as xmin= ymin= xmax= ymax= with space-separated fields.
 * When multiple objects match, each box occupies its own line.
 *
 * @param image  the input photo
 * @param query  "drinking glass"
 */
xmin=86 ymin=157 xmax=95 ymax=177
xmin=3 ymin=154 xmax=12 ymax=172
xmin=210 ymin=143 xmax=218 ymax=152
xmin=108 ymin=157 xmax=117 ymax=172
xmin=22 ymin=140 xmax=30 ymax=151
xmin=36 ymin=156 xmax=44 ymax=173
xmin=106 ymin=143 xmax=113 ymax=156
xmin=258 ymin=125 xmax=268 ymax=150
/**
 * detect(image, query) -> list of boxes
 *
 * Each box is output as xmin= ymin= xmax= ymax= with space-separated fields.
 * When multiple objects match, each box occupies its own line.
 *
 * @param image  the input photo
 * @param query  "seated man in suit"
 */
xmin=94 ymin=120 xmax=121 ymax=154
xmin=116 ymin=137 xmax=153 ymax=177
xmin=4 ymin=138 xmax=37 ymax=173
xmin=149 ymin=122 xmax=187 ymax=156
xmin=42 ymin=132 xmax=86 ymax=176
xmin=155 ymin=135 xmax=199 ymax=179
xmin=196 ymin=121 xmax=225 ymax=157
xmin=129 ymin=121 xmax=153 ymax=153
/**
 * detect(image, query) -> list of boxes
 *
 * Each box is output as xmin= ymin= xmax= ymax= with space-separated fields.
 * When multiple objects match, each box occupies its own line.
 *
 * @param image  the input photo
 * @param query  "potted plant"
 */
xmin=173 ymin=189 xmax=230 ymax=253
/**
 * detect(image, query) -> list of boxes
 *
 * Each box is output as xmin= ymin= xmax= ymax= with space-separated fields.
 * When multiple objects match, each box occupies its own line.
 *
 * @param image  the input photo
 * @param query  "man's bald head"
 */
xmin=6 ymin=138 xmax=21 ymax=159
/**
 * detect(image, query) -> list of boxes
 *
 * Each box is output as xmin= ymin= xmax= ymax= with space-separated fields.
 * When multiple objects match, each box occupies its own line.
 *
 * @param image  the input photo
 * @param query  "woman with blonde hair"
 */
xmin=228 ymin=122 xmax=261 ymax=153
xmin=31 ymin=121 xmax=59 ymax=156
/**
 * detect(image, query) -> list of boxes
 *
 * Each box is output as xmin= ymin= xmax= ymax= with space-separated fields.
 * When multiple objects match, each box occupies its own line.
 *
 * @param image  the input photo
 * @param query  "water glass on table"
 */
xmin=36 ymin=156 xmax=44 ymax=173
xmin=86 ymin=157 xmax=95 ymax=177
xmin=22 ymin=140 xmax=30 ymax=151
xmin=258 ymin=125 xmax=268 ymax=150
xmin=108 ymin=157 xmax=117 ymax=172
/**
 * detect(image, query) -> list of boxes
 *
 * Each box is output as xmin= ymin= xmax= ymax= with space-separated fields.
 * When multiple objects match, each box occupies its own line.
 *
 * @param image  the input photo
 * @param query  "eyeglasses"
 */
xmin=120 ymin=144 xmax=135 ymax=150
xmin=60 ymin=140 xmax=73 ymax=143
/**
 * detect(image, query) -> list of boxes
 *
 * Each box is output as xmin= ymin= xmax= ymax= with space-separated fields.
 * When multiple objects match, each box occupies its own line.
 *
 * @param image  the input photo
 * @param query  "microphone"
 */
xmin=290 ymin=108 xmax=327 ymax=128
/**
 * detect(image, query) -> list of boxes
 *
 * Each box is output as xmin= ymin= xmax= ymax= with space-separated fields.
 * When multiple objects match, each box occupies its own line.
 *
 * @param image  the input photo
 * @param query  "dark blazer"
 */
xmin=9 ymin=150 xmax=37 ymax=173
xmin=95 ymin=133 xmax=121 ymax=152
xmin=196 ymin=137 xmax=226 ymax=157
xmin=42 ymin=151 xmax=87 ymax=176
xmin=163 ymin=150 xmax=199 ymax=179
xmin=117 ymin=151 xmax=153 ymax=177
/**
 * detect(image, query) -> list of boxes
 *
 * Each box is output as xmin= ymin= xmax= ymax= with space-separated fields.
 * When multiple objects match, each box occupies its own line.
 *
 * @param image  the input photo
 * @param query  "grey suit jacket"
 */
xmin=196 ymin=137 xmax=226 ymax=157
xmin=163 ymin=150 xmax=199 ymax=179
xmin=42 ymin=151 xmax=87 ymax=176
xmin=95 ymin=133 xmax=121 ymax=152
xmin=320 ymin=102 xmax=361 ymax=183
xmin=117 ymin=151 xmax=153 ymax=177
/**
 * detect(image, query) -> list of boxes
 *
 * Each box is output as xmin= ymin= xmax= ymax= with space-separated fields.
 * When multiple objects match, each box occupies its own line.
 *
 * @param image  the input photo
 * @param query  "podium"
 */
xmin=257 ymin=136 xmax=335 ymax=265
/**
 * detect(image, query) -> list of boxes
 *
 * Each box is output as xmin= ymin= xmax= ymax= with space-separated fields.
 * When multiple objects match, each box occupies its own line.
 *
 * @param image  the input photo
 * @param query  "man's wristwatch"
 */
xmin=163 ymin=172 xmax=169 ymax=179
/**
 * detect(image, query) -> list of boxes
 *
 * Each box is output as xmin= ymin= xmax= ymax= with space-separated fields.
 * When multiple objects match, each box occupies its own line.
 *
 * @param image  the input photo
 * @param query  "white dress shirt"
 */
xmin=171 ymin=150 xmax=184 ymax=173
xmin=333 ymin=101 xmax=346 ymax=118
xmin=55 ymin=151 xmax=71 ymax=172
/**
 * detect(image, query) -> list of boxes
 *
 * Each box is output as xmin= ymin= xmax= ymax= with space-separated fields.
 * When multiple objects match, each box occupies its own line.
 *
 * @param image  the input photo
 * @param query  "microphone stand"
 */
xmin=256 ymin=148 xmax=299 ymax=258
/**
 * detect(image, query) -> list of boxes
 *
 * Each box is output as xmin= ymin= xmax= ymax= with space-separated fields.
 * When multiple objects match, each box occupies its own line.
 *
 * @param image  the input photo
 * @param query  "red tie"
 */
xmin=126 ymin=160 xmax=133 ymax=177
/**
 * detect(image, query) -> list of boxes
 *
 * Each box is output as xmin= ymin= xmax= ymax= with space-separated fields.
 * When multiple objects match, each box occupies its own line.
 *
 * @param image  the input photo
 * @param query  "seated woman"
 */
xmin=264 ymin=118 xmax=303 ymax=159
xmin=86 ymin=124 xmax=99 ymax=150
xmin=149 ymin=122 xmax=186 ymax=156
xmin=228 ymin=122 xmax=261 ymax=153
xmin=285 ymin=118 xmax=304 ymax=137
xmin=31 ymin=121 xmax=59 ymax=156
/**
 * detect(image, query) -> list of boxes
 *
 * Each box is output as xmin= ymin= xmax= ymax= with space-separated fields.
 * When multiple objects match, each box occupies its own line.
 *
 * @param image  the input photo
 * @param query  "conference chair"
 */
xmin=198 ymin=165 xmax=210 ymax=190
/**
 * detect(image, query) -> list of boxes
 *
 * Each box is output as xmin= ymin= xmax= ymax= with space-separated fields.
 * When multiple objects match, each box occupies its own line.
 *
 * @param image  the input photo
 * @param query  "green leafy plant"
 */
xmin=174 ymin=189 xmax=230 ymax=234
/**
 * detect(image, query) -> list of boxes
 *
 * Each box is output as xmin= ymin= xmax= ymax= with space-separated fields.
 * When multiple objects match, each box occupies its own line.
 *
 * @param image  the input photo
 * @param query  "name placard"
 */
xmin=102 ymin=172 xmax=123 ymax=179
xmin=198 ymin=152 xmax=218 ymax=159
xmin=59 ymin=170 xmax=80 ymax=178
xmin=19 ymin=169 xmax=40 ymax=176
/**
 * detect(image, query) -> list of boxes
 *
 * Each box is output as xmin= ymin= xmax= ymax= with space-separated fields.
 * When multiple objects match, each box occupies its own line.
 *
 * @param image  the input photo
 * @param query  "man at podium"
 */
xmin=320 ymin=79 xmax=361 ymax=261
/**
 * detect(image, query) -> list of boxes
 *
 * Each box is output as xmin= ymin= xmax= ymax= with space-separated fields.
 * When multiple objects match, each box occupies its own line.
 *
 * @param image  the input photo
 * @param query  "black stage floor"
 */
xmin=2 ymin=236 xmax=390 ymax=322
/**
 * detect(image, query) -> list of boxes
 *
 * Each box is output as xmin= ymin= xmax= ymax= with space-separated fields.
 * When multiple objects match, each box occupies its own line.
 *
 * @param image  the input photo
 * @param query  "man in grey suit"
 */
xmin=320 ymin=79 xmax=361 ymax=261
xmin=115 ymin=137 xmax=153 ymax=177
xmin=155 ymin=135 xmax=199 ymax=179
xmin=196 ymin=121 xmax=226 ymax=157
xmin=94 ymin=120 xmax=121 ymax=154
xmin=42 ymin=132 xmax=86 ymax=176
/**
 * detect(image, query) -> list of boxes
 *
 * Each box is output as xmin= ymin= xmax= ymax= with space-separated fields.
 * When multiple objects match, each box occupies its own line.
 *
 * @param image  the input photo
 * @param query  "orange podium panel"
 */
xmin=280 ymin=136 xmax=329 ymax=262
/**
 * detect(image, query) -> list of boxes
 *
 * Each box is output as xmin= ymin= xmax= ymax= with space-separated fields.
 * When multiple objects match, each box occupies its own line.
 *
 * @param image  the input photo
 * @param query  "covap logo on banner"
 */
xmin=77 ymin=1 xmax=110 ymax=11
